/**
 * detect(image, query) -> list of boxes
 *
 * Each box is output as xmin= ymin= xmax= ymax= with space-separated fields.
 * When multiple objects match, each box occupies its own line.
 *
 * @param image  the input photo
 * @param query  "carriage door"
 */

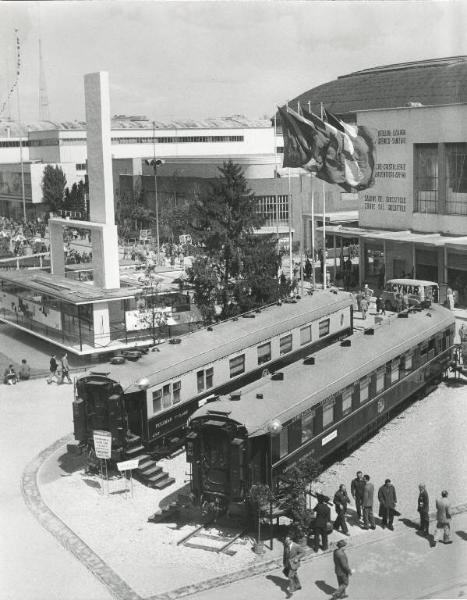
xmin=125 ymin=390 xmax=146 ymax=439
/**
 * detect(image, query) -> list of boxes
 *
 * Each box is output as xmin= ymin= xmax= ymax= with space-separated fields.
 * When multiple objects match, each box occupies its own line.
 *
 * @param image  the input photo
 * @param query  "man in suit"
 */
xmin=313 ymin=494 xmax=331 ymax=552
xmin=283 ymin=534 xmax=305 ymax=596
xmin=378 ymin=479 xmax=398 ymax=530
xmin=351 ymin=471 xmax=366 ymax=522
xmin=362 ymin=474 xmax=376 ymax=530
xmin=331 ymin=539 xmax=354 ymax=600
xmin=433 ymin=490 xmax=452 ymax=545
xmin=417 ymin=484 xmax=430 ymax=536
xmin=333 ymin=484 xmax=350 ymax=535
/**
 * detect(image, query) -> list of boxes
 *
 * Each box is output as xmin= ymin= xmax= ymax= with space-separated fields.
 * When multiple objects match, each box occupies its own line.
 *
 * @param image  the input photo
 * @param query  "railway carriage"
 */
xmin=186 ymin=304 xmax=455 ymax=510
xmin=73 ymin=290 xmax=353 ymax=464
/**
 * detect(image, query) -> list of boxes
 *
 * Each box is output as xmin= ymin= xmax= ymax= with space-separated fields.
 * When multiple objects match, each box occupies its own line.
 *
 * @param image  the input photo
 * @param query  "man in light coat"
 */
xmin=331 ymin=539 xmax=354 ymax=600
xmin=362 ymin=474 xmax=376 ymax=530
xmin=283 ymin=534 xmax=305 ymax=596
xmin=433 ymin=490 xmax=452 ymax=545
xmin=378 ymin=478 xmax=397 ymax=530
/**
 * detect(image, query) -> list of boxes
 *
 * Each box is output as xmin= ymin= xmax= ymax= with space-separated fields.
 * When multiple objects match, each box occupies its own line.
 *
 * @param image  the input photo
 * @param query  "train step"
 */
xmin=152 ymin=476 xmax=176 ymax=490
xmin=138 ymin=463 xmax=163 ymax=477
xmin=144 ymin=470 xmax=171 ymax=485
xmin=126 ymin=444 xmax=145 ymax=457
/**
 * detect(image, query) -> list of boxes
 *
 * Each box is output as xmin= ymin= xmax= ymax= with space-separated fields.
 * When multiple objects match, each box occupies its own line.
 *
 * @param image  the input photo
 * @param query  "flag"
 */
xmin=278 ymin=105 xmax=377 ymax=192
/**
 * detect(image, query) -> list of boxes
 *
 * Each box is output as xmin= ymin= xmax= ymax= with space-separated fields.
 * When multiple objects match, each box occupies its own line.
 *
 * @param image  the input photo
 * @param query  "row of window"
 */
xmin=0 ymin=141 xmax=31 ymax=148
xmin=255 ymin=195 xmax=289 ymax=227
xmin=271 ymin=328 xmax=452 ymax=463
xmin=150 ymin=318 xmax=332 ymax=414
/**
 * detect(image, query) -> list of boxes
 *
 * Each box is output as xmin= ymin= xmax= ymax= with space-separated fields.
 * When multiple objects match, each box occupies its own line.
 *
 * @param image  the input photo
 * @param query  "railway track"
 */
xmin=177 ymin=522 xmax=248 ymax=555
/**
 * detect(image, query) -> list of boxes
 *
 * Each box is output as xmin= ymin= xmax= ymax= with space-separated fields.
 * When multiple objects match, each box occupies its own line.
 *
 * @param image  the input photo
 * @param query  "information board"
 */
xmin=93 ymin=430 xmax=112 ymax=459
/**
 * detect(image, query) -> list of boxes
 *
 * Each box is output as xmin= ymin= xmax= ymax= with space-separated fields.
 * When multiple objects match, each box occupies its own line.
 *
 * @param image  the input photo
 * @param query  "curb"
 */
xmin=23 ymin=436 xmax=467 ymax=600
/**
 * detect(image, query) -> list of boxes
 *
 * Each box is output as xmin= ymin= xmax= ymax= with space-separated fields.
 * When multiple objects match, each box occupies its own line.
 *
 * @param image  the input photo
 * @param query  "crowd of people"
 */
xmin=282 ymin=471 xmax=454 ymax=599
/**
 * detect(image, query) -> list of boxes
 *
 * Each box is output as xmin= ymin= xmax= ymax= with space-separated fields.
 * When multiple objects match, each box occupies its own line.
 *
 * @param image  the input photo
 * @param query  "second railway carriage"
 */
xmin=186 ymin=304 xmax=455 ymax=509
xmin=73 ymin=289 xmax=353 ymax=460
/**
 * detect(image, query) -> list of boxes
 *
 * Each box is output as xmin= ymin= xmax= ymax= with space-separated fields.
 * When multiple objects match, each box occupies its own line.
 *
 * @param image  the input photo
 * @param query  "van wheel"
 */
xmin=385 ymin=300 xmax=392 ymax=312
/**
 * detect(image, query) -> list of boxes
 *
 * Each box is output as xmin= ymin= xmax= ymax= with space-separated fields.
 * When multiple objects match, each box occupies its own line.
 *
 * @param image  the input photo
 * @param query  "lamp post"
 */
xmin=145 ymin=157 xmax=164 ymax=266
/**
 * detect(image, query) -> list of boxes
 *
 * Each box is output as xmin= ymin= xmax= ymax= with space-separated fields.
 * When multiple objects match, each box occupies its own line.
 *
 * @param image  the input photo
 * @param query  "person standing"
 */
xmin=313 ymin=494 xmax=331 ymax=552
xmin=351 ymin=471 xmax=366 ymax=522
xmin=362 ymin=474 xmax=376 ymax=530
xmin=360 ymin=297 xmax=368 ymax=320
xmin=18 ymin=358 xmax=31 ymax=381
xmin=378 ymin=479 xmax=397 ymax=530
xmin=446 ymin=287 xmax=455 ymax=311
xmin=355 ymin=289 xmax=363 ymax=312
xmin=282 ymin=534 xmax=305 ymax=596
xmin=333 ymin=484 xmax=350 ymax=535
xmin=47 ymin=354 xmax=58 ymax=384
xmin=60 ymin=353 xmax=72 ymax=384
xmin=433 ymin=490 xmax=452 ymax=545
xmin=331 ymin=539 xmax=354 ymax=600
xmin=417 ymin=484 xmax=430 ymax=536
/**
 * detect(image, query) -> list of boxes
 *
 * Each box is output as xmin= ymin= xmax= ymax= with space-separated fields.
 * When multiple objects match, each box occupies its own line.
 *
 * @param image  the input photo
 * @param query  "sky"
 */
xmin=0 ymin=0 xmax=466 ymax=124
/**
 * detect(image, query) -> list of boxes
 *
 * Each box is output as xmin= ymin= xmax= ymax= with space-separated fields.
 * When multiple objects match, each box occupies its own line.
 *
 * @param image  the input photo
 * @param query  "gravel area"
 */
xmin=313 ymin=382 xmax=467 ymax=518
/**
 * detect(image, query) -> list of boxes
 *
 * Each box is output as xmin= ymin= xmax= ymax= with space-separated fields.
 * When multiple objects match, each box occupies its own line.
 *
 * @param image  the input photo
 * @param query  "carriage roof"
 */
xmin=190 ymin=304 xmax=454 ymax=436
xmin=97 ymin=290 xmax=353 ymax=392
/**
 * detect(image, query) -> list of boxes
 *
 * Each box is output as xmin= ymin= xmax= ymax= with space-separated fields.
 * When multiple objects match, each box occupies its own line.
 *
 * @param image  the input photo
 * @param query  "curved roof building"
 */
xmin=289 ymin=55 xmax=467 ymax=119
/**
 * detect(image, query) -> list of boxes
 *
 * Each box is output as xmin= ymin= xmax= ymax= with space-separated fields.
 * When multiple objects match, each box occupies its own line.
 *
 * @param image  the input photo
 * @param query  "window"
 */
xmin=172 ymin=381 xmax=181 ymax=404
xmin=162 ymin=384 xmax=171 ymax=409
xmin=206 ymin=367 xmax=213 ymax=389
xmin=279 ymin=427 xmax=289 ymax=458
xmin=342 ymin=388 xmax=352 ymax=415
xmin=152 ymin=389 xmax=162 ymax=414
xmin=302 ymin=410 xmax=315 ymax=443
xmin=197 ymin=370 xmax=204 ymax=393
xmin=446 ymin=143 xmax=467 ymax=215
xmin=391 ymin=359 xmax=400 ymax=384
xmin=376 ymin=368 xmax=385 ymax=393
xmin=420 ymin=342 xmax=428 ymax=364
xmin=255 ymin=194 xmax=289 ymax=226
xmin=428 ymin=338 xmax=436 ymax=361
xmin=359 ymin=377 xmax=369 ymax=403
xmin=322 ymin=397 xmax=335 ymax=428
xmin=280 ymin=334 xmax=293 ymax=355
xmin=319 ymin=319 xmax=330 ymax=338
xmin=258 ymin=342 xmax=272 ymax=365
xmin=414 ymin=144 xmax=438 ymax=213
xmin=229 ymin=354 xmax=245 ymax=378
xmin=288 ymin=419 xmax=302 ymax=453
xmin=300 ymin=325 xmax=312 ymax=345
xmin=403 ymin=352 xmax=413 ymax=372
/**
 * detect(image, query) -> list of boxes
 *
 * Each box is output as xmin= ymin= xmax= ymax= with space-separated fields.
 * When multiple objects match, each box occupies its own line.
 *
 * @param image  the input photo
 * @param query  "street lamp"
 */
xmin=145 ymin=157 xmax=165 ymax=266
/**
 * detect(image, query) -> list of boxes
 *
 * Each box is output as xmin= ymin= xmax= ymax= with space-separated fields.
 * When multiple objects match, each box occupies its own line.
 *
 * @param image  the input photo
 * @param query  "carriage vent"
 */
xmin=303 ymin=356 xmax=315 ymax=365
xmin=230 ymin=392 xmax=242 ymax=401
xmin=341 ymin=339 xmax=351 ymax=347
xmin=271 ymin=372 xmax=284 ymax=381
xmin=256 ymin=393 xmax=264 ymax=399
xmin=364 ymin=328 xmax=375 ymax=335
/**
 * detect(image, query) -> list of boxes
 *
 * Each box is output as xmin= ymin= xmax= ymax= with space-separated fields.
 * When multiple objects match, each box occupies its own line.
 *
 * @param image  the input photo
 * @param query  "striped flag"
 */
xmin=278 ymin=105 xmax=377 ymax=192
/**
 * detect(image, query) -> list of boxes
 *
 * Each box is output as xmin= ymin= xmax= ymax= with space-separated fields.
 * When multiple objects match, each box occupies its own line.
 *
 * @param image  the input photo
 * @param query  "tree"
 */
xmin=249 ymin=483 xmax=274 ymax=554
xmin=136 ymin=270 xmax=168 ymax=344
xmin=275 ymin=457 xmax=322 ymax=540
xmin=63 ymin=180 xmax=88 ymax=220
xmin=42 ymin=165 xmax=67 ymax=216
xmin=187 ymin=256 xmax=222 ymax=324
xmin=187 ymin=161 xmax=282 ymax=318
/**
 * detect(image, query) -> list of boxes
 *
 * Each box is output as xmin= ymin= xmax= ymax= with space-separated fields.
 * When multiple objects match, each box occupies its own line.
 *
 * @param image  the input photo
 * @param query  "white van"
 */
xmin=381 ymin=279 xmax=439 ymax=311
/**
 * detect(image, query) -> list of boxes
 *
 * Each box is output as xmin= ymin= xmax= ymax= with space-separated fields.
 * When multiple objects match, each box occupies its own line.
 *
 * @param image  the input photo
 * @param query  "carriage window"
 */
xmin=206 ymin=367 xmax=213 ymax=389
xmin=279 ymin=427 xmax=289 ymax=458
xmin=319 ymin=319 xmax=330 ymax=338
xmin=280 ymin=334 xmax=293 ymax=355
xmin=230 ymin=354 xmax=245 ymax=378
xmin=428 ymin=338 xmax=436 ymax=360
xmin=302 ymin=409 xmax=315 ymax=443
xmin=162 ymin=384 xmax=171 ymax=408
xmin=172 ymin=381 xmax=181 ymax=404
xmin=342 ymin=388 xmax=352 ymax=414
xmin=152 ymin=389 xmax=162 ymax=414
xmin=391 ymin=359 xmax=400 ymax=384
xmin=420 ymin=342 xmax=428 ymax=364
xmin=257 ymin=342 xmax=272 ymax=365
xmin=288 ymin=419 xmax=302 ymax=453
xmin=323 ymin=397 xmax=335 ymax=428
xmin=360 ymin=377 xmax=369 ymax=403
xmin=197 ymin=370 xmax=204 ymax=393
xmin=404 ymin=353 xmax=413 ymax=372
xmin=376 ymin=368 xmax=385 ymax=393
xmin=300 ymin=325 xmax=312 ymax=345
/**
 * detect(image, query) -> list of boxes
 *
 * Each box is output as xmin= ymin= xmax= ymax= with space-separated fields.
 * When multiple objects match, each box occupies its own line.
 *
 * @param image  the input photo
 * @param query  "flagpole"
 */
xmin=288 ymin=168 xmax=293 ymax=282
xmin=311 ymin=176 xmax=315 ymax=290
xmin=321 ymin=102 xmax=327 ymax=290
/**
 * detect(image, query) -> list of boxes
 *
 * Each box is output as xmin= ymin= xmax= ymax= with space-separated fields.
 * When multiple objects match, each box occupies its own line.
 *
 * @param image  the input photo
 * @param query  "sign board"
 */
xmin=321 ymin=429 xmax=337 ymax=447
xmin=117 ymin=459 xmax=140 ymax=472
xmin=93 ymin=430 xmax=112 ymax=459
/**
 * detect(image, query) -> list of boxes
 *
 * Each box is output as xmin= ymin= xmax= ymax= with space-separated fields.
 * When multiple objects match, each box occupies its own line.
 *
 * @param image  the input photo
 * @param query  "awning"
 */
xmin=305 ymin=211 xmax=358 ymax=224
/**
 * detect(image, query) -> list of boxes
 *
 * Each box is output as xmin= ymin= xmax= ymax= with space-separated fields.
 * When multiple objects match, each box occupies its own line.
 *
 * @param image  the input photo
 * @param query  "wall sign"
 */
xmin=93 ymin=430 xmax=112 ymax=459
xmin=322 ymin=429 xmax=337 ymax=446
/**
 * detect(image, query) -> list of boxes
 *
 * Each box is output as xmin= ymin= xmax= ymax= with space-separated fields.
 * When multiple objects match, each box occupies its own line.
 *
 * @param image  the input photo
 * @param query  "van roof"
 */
xmin=386 ymin=279 xmax=438 ymax=287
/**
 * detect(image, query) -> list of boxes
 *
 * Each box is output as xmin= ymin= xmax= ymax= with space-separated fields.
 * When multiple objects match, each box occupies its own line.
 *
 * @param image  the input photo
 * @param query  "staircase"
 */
xmin=125 ymin=433 xmax=175 ymax=490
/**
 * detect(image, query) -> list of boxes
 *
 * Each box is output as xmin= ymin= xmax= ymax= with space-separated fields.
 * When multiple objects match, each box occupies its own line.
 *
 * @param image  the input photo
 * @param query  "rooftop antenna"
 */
xmin=38 ymin=9 xmax=50 ymax=121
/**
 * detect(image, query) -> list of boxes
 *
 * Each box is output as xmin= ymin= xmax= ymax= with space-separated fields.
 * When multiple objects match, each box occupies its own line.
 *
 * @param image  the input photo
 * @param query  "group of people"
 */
xmin=3 ymin=359 xmax=30 ymax=385
xmin=354 ymin=284 xmax=373 ymax=319
xmin=47 ymin=353 xmax=72 ymax=385
xmin=282 ymin=472 xmax=454 ymax=599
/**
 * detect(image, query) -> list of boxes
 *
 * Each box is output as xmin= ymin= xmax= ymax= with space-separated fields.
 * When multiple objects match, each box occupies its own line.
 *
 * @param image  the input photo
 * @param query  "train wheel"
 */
xmin=262 ymin=368 xmax=270 ymax=378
